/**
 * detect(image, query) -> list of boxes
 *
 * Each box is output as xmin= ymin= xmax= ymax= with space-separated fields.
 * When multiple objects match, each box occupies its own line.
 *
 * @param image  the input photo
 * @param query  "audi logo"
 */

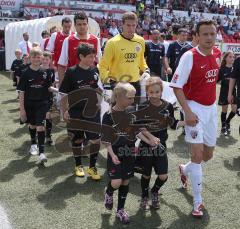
xmin=124 ymin=53 xmax=137 ymax=59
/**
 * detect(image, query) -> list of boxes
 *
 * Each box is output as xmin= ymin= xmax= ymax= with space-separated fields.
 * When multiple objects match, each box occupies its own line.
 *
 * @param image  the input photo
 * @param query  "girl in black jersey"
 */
xmin=102 ymin=82 xmax=153 ymax=224
xmin=218 ymin=51 xmax=237 ymax=135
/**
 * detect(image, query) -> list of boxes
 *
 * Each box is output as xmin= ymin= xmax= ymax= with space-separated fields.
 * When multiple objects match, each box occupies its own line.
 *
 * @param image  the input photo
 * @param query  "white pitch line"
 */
xmin=0 ymin=204 xmax=12 ymax=229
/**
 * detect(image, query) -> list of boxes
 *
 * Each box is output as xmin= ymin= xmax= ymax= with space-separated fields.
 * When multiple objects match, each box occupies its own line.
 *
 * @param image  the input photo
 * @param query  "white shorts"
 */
xmin=184 ymin=100 xmax=217 ymax=147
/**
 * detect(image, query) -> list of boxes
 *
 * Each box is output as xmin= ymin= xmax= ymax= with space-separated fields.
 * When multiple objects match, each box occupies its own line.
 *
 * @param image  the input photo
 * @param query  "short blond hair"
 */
xmin=145 ymin=77 xmax=163 ymax=92
xmin=43 ymin=51 xmax=52 ymax=59
xmin=32 ymin=42 xmax=40 ymax=48
xmin=29 ymin=47 xmax=42 ymax=57
xmin=122 ymin=12 xmax=138 ymax=24
xmin=111 ymin=82 xmax=136 ymax=104
xmin=15 ymin=49 xmax=22 ymax=54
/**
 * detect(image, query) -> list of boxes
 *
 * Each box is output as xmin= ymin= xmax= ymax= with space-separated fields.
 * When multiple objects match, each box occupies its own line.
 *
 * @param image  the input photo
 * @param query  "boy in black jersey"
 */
xmin=41 ymin=51 xmax=56 ymax=145
xmin=15 ymin=54 xmax=30 ymax=85
xmin=10 ymin=49 xmax=22 ymax=87
xmin=134 ymin=77 xmax=185 ymax=210
xmin=59 ymin=43 xmax=102 ymax=180
xmin=18 ymin=48 xmax=57 ymax=163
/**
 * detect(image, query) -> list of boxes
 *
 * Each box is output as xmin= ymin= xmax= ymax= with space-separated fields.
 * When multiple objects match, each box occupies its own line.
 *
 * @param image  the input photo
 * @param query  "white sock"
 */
xmin=182 ymin=161 xmax=192 ymax=176
xmin=189 ymin=163 xmax=203 ymax=204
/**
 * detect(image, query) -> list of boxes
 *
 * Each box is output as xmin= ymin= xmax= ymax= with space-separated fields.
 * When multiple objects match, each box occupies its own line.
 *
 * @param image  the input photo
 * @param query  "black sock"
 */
xmin=106 ymin=182 xmax=117 ymax=196
xmin=226 ymin=111 xmax=236 ymax=124
xmin=72 ymin=142 xmax=83 ymax=166
xmin=29 ymin=127 xmax=37 ymax=144
xmin=37 ymin=131 xmax=45 ymax=155
xmin=141 ymin=176 xmax=151 ymax=198
xmin=117 ymin=185 xmax=129 ymax=210
xmin=221 ymin=112 xmax=227 ymax=127
xmin=45 ymin=119 xmax=52 ymax=137
xmin=74 ymin=156 xmax=82 ymax=167
xmin=89 ymin=143 xmax=100 ymax=168
xmin=151 ymin=177 xmax=168 ymax=194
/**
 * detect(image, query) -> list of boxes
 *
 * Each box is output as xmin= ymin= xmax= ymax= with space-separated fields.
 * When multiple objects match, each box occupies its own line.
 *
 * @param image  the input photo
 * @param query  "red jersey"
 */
xmin=53 ymin=32 xmax=71 ymax=65
xmin=170 ymin=46 xmax=221 ymax=106
xmin=67 ymin=34 xmax=98 ymax=67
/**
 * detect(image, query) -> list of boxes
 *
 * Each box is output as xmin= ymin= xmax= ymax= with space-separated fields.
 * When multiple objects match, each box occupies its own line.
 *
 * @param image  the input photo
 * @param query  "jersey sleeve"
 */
xmin=170 ymin=51 xmax=193 ymax=89
xmin=101 ymin=113 xmax=114 ymax=143
xmin=59 ymin=69 xmax=72 ymax=94
xmin=46 ymin=32 xmax=57 ymax=52
xmin=99 ymin=40 xmax=114 ymax=83
xmin=144 ymin=42 xmax=149 ymax=58
xmin=232 ymin=58 xmax=240 ymax=79
xmin=57 ymin=37 xmax=69 ymax=66
xmin=17 ymin=73 xmax=27 ymax=92
xmin=139 ymin=40 xmax=148 ymax=72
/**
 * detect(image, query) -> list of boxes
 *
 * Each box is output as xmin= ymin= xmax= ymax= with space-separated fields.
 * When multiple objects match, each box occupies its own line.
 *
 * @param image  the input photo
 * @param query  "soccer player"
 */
xmin=58 ymin=12 xmax=101 ymax=84
xmin=59 ymin=43 xmax=101 ymax=180
xmin=17 ymin=48 xmax=57 ymax=163
xmin=145 ymin=30 xmax=171 ymax=78
xmin=170 ymin=20 xmax=221 ymax=217
xmin=40 ymin=30 xmax=50 ymax=51
xmin=166 ymin=28 xmax=188 ymax=81
xmin=47 ymin=17 xmax=72 ymax=68
xmin=218 ymin=51 xmax=237 ymax=135
xmin=228 ymin=51 xmax=240 ymax=134
xmin=10 ymin=49 xmax=22 ymax=87
xmin=99 ymin=11 xmax=150 ymax=101
xmin=41 ymin=51 xmax=56 ymax=145
xmin=135 ymin=77 xmax=185 ymax=211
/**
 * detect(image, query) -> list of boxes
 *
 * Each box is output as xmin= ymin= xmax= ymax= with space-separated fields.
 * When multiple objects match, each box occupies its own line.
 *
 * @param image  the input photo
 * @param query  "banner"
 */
xmin=0 ymin=0 xmax=22 ymax=11
xmin=222 ymin=43 xmax=240 ymax=54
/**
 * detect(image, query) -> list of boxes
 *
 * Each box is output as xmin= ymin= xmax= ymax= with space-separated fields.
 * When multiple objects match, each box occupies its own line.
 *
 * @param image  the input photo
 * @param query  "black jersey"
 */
xmin=166 ymin=41 xmax=187 ymax=72
xmin=102 ymin=110 xmax=136 ymax=157
xmin=17 ymin=66 xmax=52 ymax=101
xmin=133 ymin=100 xmax=179 ymax=144
xmin=16 ymin=63 xmax=31 ymax=79
xmin=59 ymin=65 xmax=99 ymax=112
xmin=145 ymin=41 xmax=165 ymax=75
xmin=218 ymin=66 xmax=234 ymax=87
xmin=11 ymin=59 xmax=23 ymax=77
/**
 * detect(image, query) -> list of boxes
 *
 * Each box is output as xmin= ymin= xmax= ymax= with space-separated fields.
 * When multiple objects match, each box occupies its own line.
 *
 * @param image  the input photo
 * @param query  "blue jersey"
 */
xmin=166 ymin=41 xmax=187 ymax=72
xmin=145 ymin=41 xmax=165 ymax=76
xmin=175 ymin=42 xmax=194 ymax=67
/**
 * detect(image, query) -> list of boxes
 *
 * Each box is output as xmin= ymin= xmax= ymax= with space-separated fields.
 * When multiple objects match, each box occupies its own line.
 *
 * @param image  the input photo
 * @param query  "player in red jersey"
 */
xmin=47 ymin=17 xmax=72 ymax=67
xmin=170 ymin=20 xmax=221 ymax=218
xmin=58 ymin=12 xmax=101 ymax=84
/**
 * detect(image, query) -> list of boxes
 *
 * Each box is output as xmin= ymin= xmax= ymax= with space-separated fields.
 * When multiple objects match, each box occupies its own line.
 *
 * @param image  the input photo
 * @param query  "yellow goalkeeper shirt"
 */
xmin=99 ymin=33 xmax=148 ymax=83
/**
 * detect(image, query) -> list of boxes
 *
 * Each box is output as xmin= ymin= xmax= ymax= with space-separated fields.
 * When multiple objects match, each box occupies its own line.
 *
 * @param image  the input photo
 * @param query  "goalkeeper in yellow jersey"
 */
xmin=99 ymin=11 xmax=150 ymax=103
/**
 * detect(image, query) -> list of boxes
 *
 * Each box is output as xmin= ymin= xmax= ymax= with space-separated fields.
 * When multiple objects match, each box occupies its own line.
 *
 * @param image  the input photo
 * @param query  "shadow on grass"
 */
xmin=1 ymin=98 xmax=18 ymax=104
xmin=169 ymin=133 xmax=190 ymax=159
xmin=9 ymin=124 xmax=28 ymax=138
xmin=0 ymin=155 xmax=36 ymax=182
xmin=8 ymin=107 xmax=19 ymax=113
xmin=101 ymin=208 xmax=162 ymax=229
xmin=216 ymin=135 xmax=238 ymax=148
xmin=161 ymin=197 xmax=210 ymax=229
xmin=224 ymin=156 xmax=240 ymax=172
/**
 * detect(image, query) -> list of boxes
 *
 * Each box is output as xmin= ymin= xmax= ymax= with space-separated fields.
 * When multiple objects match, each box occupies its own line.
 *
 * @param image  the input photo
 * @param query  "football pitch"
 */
xmin=0 ymin=72 xmax=239 ymax=229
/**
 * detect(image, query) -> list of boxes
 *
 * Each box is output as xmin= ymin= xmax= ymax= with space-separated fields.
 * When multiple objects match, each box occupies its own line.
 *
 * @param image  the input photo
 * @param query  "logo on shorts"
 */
xmin=190 ymin=130 xmax=198 ymax=139
xmin=43 ymin=72 xmax=47 ymax=79
xmin=94 ymin=73 xmax=99 ymax=81
xmin=172 ymin=74 xmax=179 ymax=83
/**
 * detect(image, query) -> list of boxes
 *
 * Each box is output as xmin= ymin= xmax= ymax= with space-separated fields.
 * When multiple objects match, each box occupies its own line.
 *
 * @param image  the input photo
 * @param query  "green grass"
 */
xmin=0 ymin=73 xmax=239 ymax=229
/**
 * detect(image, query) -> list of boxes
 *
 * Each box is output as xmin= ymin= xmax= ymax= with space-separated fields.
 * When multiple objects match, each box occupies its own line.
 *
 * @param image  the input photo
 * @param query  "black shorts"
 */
xmin=218 ymin=84 xmax=237 ymax=105
xmin=107 ymin=155 xmax=134 ymax=180
xmin=136 ymin=142 xmax=168 ymax=176
xmin=68 ymin=109 xmax=101 ymax=141
xmin=47 ymin=98 xmax=53 ymax=112
xmin=25 ymin=100 xmax=49 ymax=126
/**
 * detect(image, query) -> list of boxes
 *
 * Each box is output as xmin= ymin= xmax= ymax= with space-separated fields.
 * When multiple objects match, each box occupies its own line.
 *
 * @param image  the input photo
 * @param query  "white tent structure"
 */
xmin=4 ymin=15 xmax=100 ymax=70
